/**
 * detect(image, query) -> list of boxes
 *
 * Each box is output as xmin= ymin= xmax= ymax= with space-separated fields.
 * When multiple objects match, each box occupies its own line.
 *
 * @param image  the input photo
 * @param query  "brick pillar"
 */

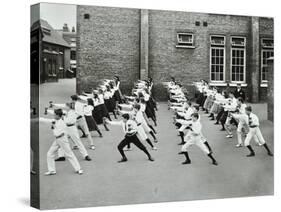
xmin=140 ymin=9 xmax=149 ymax=80
xmin=267 ymin=57 xmax=274 ymax=121
xmin=250 ymin=17 xmax=260 ymax=103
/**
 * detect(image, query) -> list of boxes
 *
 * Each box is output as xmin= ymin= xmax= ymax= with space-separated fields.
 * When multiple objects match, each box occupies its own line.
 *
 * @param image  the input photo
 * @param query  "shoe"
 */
xmin=148 ymin=157 xmax=155 ymax=162
xmin=85 ymin=155 xmax=92 ymax=161
xmin=178 ymin=142 xmax=186 ymax=145
xmin=90 ymin=145 xmax=96 ymax=150
xmin=72 ymin=146 xmax=79 ymax=150
xmin=210 ymin=117 xmax=215 ymax=121
xmin=212 ymin=161 xmax=218 ymax=166
xmin=214 ymin=122 xmax=219 ymax=125
xmin=246 ymin=153 xmax=255 ymax=157
xmin=268 ymin=152 xmax=274 ymax=156
xmin=182 ymin=160 xmax=191 ymax=165
xmin=44 ymin=171 xmax=56 ymax=176
xmin=154 ymin=139 xmax=158 ymax=143
xmin=76 ymin=170 xmax=83 ymax=175
xmin=55 ymin=157 xmax=65 ymax=162
xmin=220 ymin=128 xmax=226 ymax=131
xmin=80 ymin=135 xmax=87 ymax=138
xmin=99 ymin=134 xmax=103 ymax=138
xmin=152 ymin=147 xmax=158 ymax=151
xmin=236 ymin=144 xmax=243 ymax=148
xmin=178 ymin=151 xmax=184 ymax=155
xmin=31 ymin=170 xmax=37 ymax=175
xmin=226 ymin=134 xmax=233 ymax=138
xmin=124 ymin=147 xmax=132 ymax=151
xmin=118 ymin=158 xmax=128 ymax=163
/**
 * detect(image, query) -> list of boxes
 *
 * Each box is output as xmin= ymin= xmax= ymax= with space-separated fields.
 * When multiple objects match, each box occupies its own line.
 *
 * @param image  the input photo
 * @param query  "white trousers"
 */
xmin=58 ymin=126 xmax=88 ymax=158
xmin=137 ymin=125 xmax=148 ymax=141
xmin=47 ymin=136 xmax=81 ymax=172
xmin=76 ymin=117 xmax=94 ymax=146
xmin=244 ymin=127 xmax=266 ymax=146
xmin=181 ymin=136 xmax=210 ymax=154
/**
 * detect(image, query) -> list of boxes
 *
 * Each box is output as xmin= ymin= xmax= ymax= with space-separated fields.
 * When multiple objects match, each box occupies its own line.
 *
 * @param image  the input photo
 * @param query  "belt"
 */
xmin=77 ymin=115 xmax=82 ymax=120
xmin=137 ymin=123 xmax=141 ymax=126
xmin=249 ymin=125 xmax=258 ymax=128
xmin=67 ymin=123 xmax=75 ymax=127
xmin=56 ymin=133 xmax=65 ymax=139
xmin=125 ymin=132 xmax=137 ymax=137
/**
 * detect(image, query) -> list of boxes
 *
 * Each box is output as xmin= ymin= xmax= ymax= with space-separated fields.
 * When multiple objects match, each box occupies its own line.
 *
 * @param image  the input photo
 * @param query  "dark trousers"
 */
xmin=118 ymin=134 xmax=151 ymax=159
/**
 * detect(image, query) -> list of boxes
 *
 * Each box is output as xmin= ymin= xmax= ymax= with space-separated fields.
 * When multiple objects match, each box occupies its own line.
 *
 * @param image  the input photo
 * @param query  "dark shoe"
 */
xmin=118 ymin=158 xmax=128 ymax=163
xmin=99 ymin=134 xmax=103 ymax=138
xmin=148 ymin=157 xmax=155 ymax=162
xmin=210 ymin=117 xmax=215 ymax=121
xmin=85 ymin=156 xmax=92 ymax=161
xmin=268 ymin=152 xmax=274 ymax=156
xmin=214 ymin=122 xmax=219 ymax=125
xmin=212 ymin=161 xmax=218 ymax=166
xmin=246 ymin=153 xmax=255 ymax=157
xmin=178 ymin=151 xmax=184 ymax=155
xmin=55 ymin=157 xmax=65 ymax=162
xmin=178 ymin=142 xmax=186 ymax=145
xmin=220 ymin=128 xmax=226 ymax=131
xmin=182 ymin=160 xmax=191 ymax=165
xmin=80 ymin=135 xmax=87 ymax=138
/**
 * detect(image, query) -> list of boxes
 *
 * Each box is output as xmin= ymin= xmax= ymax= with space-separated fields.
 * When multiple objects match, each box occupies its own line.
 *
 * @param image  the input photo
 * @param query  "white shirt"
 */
xmin=135 ymin=110 xmax=145 ymax=124
xmin=40 ymin=118 xmax=67 ymax=137
xmin=84 ymin=105 xmax=94 ymax=116
xmin=190 ymin=120 xmax=202 ymax=137
xmin=74 ymin=101 xmax=86 ymax=116
xmin=248 ymin=113 xmax=260 ymax=127
xmin=64 ymin=109 xmax=78 ymax=125
xmin=107 ymin=119 xmax=138 ymax=134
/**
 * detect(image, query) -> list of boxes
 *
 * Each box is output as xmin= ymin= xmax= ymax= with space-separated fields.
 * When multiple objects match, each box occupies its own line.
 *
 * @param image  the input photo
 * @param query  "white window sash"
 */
xmin=210 ymin=46 xmax=225 ymax=82
xmin=230 ymin=47 xmax=246 ymax=83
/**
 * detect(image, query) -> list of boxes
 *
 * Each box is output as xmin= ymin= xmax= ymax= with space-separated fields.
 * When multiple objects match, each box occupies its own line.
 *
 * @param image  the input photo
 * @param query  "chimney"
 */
xmin=63 ymin=23 xmax=69 ymax=32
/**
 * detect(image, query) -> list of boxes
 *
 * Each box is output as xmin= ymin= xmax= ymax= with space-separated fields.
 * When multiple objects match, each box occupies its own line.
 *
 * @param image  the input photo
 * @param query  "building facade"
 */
xmin=58 ymin=24 xmax=77 ymax=77
xmin=76 ymin=6 xmax=274 ymax=102
xmin=31 ymin=19 xmax=70 ymax=83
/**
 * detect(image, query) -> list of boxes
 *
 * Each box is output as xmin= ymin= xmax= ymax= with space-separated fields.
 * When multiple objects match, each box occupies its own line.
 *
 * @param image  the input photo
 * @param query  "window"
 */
xmin=210 ymin=35 xmax=225 ymax=46
xmin=261 ymin=49 xmax=274 ymax=82
xmin=210 ymin=35 xmax=225 ymax=82
xmin=231 ymin=37 xmax=246 ymax=83
xmin=176 ymin=33 xmax=195 ymax=48
xmin=70 ymin=50 xmax=76 ymax=60
xmin=261 ymin=38 xmax=274 ymax=83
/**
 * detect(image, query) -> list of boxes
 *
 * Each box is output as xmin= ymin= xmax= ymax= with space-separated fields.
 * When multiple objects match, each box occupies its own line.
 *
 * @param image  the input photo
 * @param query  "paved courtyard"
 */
xmin=37 ymin=79 xmax=274 ymax=210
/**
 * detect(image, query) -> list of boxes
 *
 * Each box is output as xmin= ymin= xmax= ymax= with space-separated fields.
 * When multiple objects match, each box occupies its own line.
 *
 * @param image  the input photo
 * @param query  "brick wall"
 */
xmin=76 ymin=6 xmax=273 ymax=101
xmin=76 ymin=5 xmax=140 ymax=94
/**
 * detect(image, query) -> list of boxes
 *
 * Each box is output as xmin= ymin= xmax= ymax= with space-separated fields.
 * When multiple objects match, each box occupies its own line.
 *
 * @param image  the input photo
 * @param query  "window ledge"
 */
xmin=260 ymin=83 xmax=268 ymax=87
xmin=229 ymin=83 xmax=248 ymax=87
xmin=176 ymin=45 xmax=196 ymax=49
xmin=209 ymin=82 xmax=227 ymax=86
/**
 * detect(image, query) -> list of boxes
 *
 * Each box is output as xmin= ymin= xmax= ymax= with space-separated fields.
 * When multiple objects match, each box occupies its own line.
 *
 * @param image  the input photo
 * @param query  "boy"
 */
xmin=40 ymin=109 xmax=83 ymax=175
xmin=178 ymin=113 xmax=218 ymax=165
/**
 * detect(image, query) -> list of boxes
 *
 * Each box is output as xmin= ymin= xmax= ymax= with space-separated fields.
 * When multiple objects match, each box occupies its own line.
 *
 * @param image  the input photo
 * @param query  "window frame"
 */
xmin=261 ymin=49 xmax=274 ymax=83
xmin=230 ymin=36 xmax=246 ymax=83
xmin=209 ymin=46 xmax=226 ymax=83
xmin=210 ymin=35 xmax=225 ymax=46
xmin=176 ymin=32 xmax=195 ymax=48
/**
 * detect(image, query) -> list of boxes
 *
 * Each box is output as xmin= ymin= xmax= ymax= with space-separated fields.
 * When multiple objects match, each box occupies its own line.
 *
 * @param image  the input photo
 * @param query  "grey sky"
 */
xmin=38 ymin=3 xmax=76 ymax=30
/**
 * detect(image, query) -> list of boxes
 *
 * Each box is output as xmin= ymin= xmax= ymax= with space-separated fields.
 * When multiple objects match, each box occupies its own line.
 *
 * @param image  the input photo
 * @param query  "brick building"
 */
xmin=57 ymin=24 xmax=77 ymax=77
xmin=31 ymin=19 xmax=70 ymax=83
xmin=76 ymin=6 xmax=274 ymax=102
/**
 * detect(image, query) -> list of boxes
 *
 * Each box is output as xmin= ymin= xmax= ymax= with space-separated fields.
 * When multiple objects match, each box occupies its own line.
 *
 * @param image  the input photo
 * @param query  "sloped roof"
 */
xmin=31 ymin=19 xmax=70 ymax=48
